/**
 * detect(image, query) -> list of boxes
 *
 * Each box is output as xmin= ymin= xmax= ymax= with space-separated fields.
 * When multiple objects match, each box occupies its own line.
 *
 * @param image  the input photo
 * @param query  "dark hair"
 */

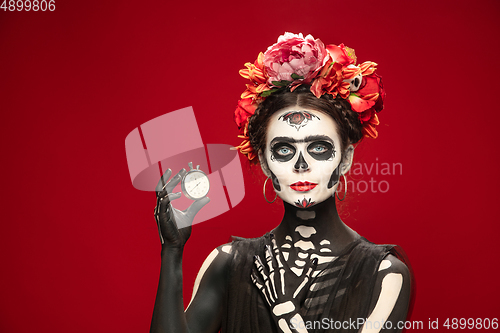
xmin=247 ymin=85 xmax=363 ymax=156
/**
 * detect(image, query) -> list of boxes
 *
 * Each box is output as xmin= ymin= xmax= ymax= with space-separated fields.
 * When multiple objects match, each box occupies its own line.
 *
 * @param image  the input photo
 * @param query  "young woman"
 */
xmin=150 ymin=33 xmax=413 ymax=333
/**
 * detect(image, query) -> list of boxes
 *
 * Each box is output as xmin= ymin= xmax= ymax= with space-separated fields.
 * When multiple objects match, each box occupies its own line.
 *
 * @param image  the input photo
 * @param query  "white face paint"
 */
xmin=264 ymin=107 xmax=343 ymax=208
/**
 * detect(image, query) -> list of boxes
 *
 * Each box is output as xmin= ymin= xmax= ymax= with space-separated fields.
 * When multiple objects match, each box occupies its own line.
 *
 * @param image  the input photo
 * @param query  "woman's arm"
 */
xmin=360 ymin=254 xmax=412 ymax=333
xmin=150 ymin=168 xmax=226 ymax=333
xmin=151 ymin=244 xmax=231 ymax=333
xmin=185 ymin=244 xmax=233 ymax=332
xmin=150 ymin=245 xmax=187 ymax=332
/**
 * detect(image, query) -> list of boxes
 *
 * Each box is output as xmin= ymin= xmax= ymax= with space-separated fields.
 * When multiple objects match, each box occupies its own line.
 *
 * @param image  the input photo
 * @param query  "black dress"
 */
xmin=221 ymin=233 xmax=412 ymax=333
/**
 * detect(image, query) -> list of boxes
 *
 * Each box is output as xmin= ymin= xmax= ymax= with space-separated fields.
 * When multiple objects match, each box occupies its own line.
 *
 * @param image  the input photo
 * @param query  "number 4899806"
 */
xmin=1 ymin=0 xmax=55 ymax=11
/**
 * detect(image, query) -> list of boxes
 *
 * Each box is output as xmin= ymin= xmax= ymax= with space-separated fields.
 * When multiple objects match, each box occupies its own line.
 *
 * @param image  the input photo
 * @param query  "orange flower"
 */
xmin=359 ymin=111 xmax=380 ymax=139
xmin=310 ymin=44 xmax=360 ymax=99
xmin=311 ymin=57 xmax=344 ymax=98
xmin=239 ymin=53 xmax=266 ymax=82
xmin=358 ymin=61 xmax=377 ymax=76
xmin=233 ymin=123 xmax=258 ymax=163
xmin=239 ymin=53 xmax=271 ymax=100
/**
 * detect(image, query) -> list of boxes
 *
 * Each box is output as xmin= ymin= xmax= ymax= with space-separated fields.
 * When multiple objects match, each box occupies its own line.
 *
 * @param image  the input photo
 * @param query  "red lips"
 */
xmin=290 ymin=181 xmax=317 ymax=192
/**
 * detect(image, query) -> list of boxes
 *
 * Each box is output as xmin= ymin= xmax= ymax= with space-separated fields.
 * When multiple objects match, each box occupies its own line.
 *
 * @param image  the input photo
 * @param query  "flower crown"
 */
xmin=234 ymin=32 xmax=386 ymax=163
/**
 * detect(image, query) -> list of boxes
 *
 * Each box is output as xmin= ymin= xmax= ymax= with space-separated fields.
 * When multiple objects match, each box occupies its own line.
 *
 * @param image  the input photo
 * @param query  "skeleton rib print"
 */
xmin=279 ymin=225 xmax=360 ymax=322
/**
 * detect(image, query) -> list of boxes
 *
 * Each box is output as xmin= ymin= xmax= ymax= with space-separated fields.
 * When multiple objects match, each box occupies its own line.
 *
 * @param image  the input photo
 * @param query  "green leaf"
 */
xmin=291 ymin=73 xmax=304 ymax=80
xmin=271 ymin=80 xmax=291 ymax=87
xmin=261 ymin=87 xmax=285 ymax=97
xmin=261 ymin=90 xmax=275 ymax=97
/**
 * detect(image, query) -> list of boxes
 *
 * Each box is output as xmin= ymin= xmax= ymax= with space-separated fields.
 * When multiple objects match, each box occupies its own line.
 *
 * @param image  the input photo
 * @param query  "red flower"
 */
xmin=358 ymin=73 xmax=385 ymax=113
xmin=349 ymin=73 xmax=384 ymax=113
xmin=348 ymin=72 xmax=385 ymax=139
xmin=326 ymin=44 xmax=356 ymax=66
xmin=234 ymin=98 xmax=257 ymax=131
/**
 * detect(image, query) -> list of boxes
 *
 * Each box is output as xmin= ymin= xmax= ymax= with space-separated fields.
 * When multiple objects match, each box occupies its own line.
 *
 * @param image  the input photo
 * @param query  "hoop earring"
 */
xmin=263 ymin=176 xmax=278 ymax=203
xmin=336 ymin=174 xmax=347 ymax=201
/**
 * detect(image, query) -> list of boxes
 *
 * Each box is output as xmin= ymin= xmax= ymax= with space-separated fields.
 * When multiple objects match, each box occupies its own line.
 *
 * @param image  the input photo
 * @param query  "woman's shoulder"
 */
xmin=351 ymin=237 xmax=412 ymax=277
xmin=378 ymin=253 xmax=410 ymax=277
xmin=196 ymin=243 xmax=234 ymax=279
xmin=197 ymin=233 xmax=269 ymax=275
xmin=226 ymin=233 xmax=270 ymax=254
xmin=200 ymin=233 xmax=268 ymax=269
xmin=363 ymin=239 xmax=413 ymax=287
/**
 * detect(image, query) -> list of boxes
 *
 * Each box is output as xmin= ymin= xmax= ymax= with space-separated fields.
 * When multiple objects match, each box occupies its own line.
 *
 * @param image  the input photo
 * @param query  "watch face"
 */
xmin=183 ymin=171 xmax=210 ymax=199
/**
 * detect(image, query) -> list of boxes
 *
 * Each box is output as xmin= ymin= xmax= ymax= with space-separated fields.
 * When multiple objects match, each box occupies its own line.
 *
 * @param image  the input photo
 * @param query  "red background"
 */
xmin=1 ymin=0 xmax=499 ymax=332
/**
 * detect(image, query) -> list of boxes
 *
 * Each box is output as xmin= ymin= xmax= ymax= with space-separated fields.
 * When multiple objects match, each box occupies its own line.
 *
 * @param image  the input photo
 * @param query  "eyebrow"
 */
xmin=270 ymin=135 xmax=334 ymax=146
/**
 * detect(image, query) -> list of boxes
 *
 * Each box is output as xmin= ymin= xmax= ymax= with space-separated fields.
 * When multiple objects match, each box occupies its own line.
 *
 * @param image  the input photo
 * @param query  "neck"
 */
xmin=273 ymin=196 xmax=358 ymax=254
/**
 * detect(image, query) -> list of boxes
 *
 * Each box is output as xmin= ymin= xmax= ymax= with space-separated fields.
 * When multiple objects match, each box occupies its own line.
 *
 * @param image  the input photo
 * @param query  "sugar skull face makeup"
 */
xmin=263 ymin=107 xmax=343 ymax=208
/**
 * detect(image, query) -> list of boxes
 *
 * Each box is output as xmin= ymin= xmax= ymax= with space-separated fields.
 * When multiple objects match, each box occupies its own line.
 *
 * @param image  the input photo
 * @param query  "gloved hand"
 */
xmin=153 ymin=168 xmax=210 ymax=249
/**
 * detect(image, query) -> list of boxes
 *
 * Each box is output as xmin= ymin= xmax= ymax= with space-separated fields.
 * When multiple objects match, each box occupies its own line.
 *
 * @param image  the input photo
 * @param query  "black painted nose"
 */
xmin=294 ymin=152 xmax=309 ymax=171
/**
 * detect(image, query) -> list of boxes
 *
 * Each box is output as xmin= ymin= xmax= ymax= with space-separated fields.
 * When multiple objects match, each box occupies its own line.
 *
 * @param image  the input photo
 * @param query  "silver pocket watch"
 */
xmin=181 ymin=162 xmax=210 ymax=200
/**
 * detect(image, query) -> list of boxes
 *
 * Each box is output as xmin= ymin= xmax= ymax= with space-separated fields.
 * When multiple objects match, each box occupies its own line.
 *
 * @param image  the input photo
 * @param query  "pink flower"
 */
xmin=263 ymin=32 xmax=327 ymax=86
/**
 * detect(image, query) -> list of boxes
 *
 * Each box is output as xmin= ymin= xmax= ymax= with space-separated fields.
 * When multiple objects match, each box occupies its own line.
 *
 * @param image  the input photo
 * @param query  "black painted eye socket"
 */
xmin=307 ymin=141 xmax=335 ymax=161
xmin=271 ymin=143 xmax=296 ymax=162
